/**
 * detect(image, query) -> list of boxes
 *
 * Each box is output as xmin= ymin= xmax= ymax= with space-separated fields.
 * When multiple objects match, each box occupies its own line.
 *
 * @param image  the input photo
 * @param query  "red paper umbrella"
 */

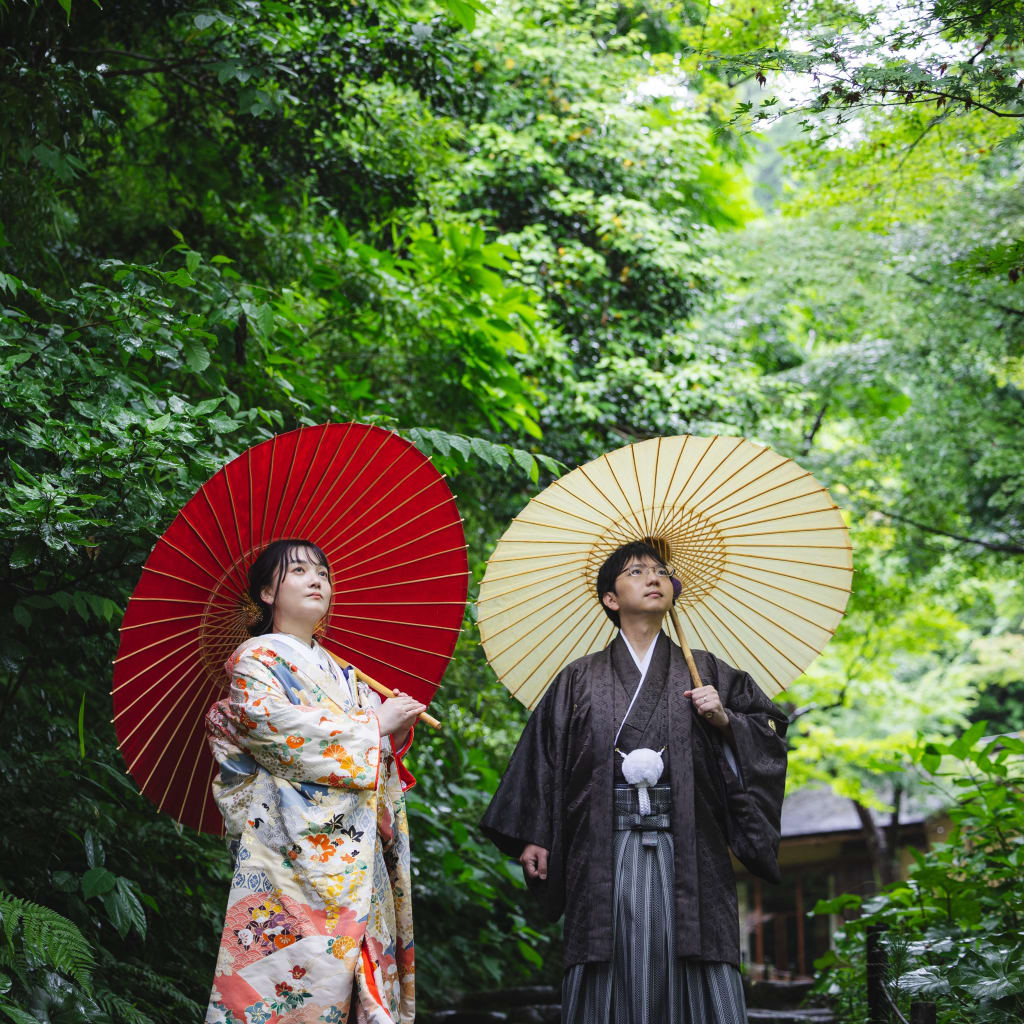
xmin=112 ymin=422 xmax=469 ymax=834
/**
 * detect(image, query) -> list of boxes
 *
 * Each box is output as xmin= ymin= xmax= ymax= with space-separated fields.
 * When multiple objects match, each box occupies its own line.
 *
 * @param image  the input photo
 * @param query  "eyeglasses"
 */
xmin=618 ymin=564 xmax=677 ymax=579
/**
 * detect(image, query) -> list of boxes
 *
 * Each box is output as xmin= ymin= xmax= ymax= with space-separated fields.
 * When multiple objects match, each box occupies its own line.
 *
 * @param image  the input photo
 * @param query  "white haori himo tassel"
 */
xmin=619 ymin=747 xmax=664 ymax=816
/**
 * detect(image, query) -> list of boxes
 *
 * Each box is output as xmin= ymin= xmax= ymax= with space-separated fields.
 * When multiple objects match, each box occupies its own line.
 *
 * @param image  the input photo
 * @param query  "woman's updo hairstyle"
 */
xmin=246 ymin=538 xmax=331 ymax=636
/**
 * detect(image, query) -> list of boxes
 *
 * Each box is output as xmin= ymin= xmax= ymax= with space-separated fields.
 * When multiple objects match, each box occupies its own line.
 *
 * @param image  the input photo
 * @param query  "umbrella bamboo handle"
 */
xmin=669 ymin=607 xmax=705 ymax=689
xmin=327 ymin=651 xmax=442 ymax=730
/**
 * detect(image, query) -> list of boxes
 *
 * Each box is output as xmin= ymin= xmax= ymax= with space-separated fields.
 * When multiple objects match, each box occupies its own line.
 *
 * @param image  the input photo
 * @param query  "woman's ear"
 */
xmin=260 ymin=584 xmax=275 ymax=606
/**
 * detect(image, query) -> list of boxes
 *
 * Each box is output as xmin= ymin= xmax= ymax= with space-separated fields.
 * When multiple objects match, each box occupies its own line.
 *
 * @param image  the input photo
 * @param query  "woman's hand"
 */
xmin=520 ymin=843 xmax=549 ymax=881
xmin=375 ymin=689 xmax=426 ymax=738
xmin=684 ymin=685 xmax=730 ymax=731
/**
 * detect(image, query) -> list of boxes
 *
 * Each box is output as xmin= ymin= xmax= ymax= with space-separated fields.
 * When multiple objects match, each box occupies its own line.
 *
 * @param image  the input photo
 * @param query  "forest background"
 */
xmin=1 ymin=0 xmax=1022 ymax=1021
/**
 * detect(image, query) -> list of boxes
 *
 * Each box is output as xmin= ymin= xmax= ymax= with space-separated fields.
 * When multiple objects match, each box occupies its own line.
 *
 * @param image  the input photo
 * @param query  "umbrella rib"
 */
xmin=673 ymin=434 xmax=735 ymax=511
xmin=330 ymin=625 xmax=456 ymax=660
xmin=629 ymin=442 xmax=652 ymax=537
xmin=326 ymin=506 xmax=461 ymax=572
xmin=600 ymin=451 xmax=649 ymax=540
xmin=175 ymin=507 xmax=233 ymax=580
xmin=333 ymin=614 xmax=462 ymax=633
xmin=113 ymin=622 xmax=206 ymax=666
xmin=481 ymin=553 xmax=590 ymax=582
xmin=315 ymin=454 xmax=435 ymax=555
xmin=503 ymin=596 xmax=599 ymax=695
xmin=477 ymin=575 xmax=588 ymax=637
xmin=721 ymin=564 xmax=850 ymax=614
xmin=155 ymin=536 xmax=228 ymax=588
xmin=515 ymin=504 xmax=611 ymax=536
xmin=686 ymin=440 xmax=767 ymax=516
xmin=258 ymin=431 xmax=280 ymax=552
xmin=113 ymin=644 xmax=202 ymax=723
xmin=476 ymin=567 xmax=586 ymax=624
xmin=689 ymin=446 xmax=779 ymax=517
xmin=268 ymin=424 xmax=323 ymax=542
xmin=668 ymin=433 xmax=718 ymax=518
xmin=688 ymin=601 xmax=788 ymax=692
xmin=321 ymin=488 xmax=459 ymax=565
xmin=702 ymin=474 xmax=817 ymax=523
xmin=168 ymin=717 xmax=216 ymax=825
xmin=194 ymin=476 xmax=240 ymax=576
xmin=704 ymin=590 xmax=816 ymax=669
xmin=715 ymin=573 xmax=845 ymax=633
xmin=714 ymin=500 xmax=837 ymax=531
xmin=122 ymin=650 xmax=215 ymax=770
xmin=144 ymin=672 xmax=219 ymax=799
xmin=546 ymin=470 xmax=623 ymax=528
xmin=287 ymin=423 xmax=380 ymax=540
xmin=332 ymin=544 xmax=469 ymax=587
xmin=726 ymin=552 xmax=854 ymax=584
xmin=221 ymin=459 xmax=249 ymax=565
xmin=522 ymin=611 xmax=613 ymax=706
xmin=279 ymin=422 xmax=361 ymax=540
xmin=140 ymin=565 xmax=220 ymax=598
xmin=651 ymin=434 xmax=691 ymax=540
xmin=339 ymin=644 xmax=439 ymax=688
xmin=291 ymin=430 xmax=402 ymax=542
xmin=487 ymin=587 xmax=594 ymax=665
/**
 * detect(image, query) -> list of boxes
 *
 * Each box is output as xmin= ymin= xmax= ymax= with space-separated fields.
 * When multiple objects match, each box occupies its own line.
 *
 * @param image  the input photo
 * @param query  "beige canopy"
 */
xmin=477 ymin=434 xmax=853 ymax=708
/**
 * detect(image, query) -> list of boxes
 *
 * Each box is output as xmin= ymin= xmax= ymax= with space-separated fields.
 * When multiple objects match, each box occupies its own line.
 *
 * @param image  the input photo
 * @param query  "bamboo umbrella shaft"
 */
xmin=669 ymin=607 xmax=706 ymax=690
xmin=328 ymin=651 xmax=442 ymax=730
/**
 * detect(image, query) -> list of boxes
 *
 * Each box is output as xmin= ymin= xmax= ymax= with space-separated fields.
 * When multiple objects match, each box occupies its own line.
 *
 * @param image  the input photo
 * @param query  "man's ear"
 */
xmin=602 ymin=590 xmax=619 ymax=612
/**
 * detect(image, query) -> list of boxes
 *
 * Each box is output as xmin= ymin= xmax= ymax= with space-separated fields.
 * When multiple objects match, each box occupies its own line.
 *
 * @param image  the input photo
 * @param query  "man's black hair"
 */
xmin=595 ymin=539 xmax=669 ymax=629
xmin=247 ymin=538 xmax=331 ymax=636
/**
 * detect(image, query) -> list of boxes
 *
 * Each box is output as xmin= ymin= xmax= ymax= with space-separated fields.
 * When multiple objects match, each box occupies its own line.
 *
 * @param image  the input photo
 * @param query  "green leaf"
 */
xmin=183 ymin=338 xmax=211 ymax=373
xmin=146 ymin=413 xmax=170 ymax=433
xmin=77 ymin=693 xmax=86 ymax=760
xmin=81 ymin=867 xmax=117 ymax=900
xmin=516 ymin=939 xmax=543 ymax=967
xmin=510 ymin=448 xmax=536 ymax=478
xmin=56 ymin=0 xmax=71 ymax=21
xmin=443 ymin=0 xmax=477 ymax=31
xmin=83 ymin=829 xmax=103 ymax=869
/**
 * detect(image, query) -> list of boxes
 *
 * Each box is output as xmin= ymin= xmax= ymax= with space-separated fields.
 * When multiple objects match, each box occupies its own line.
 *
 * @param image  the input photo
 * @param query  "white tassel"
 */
xmin=620 ymin=747 xmax=664 ymax=817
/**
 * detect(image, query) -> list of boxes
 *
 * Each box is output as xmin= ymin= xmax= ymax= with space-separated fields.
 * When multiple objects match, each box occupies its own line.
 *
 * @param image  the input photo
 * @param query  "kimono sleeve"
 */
xmin=479 ymin=668 xmax=573 ymax=920
xmin=207 ymin=647 xmax=382 ymax=790
xmin=714 ymin=656 xmax=789 ymax=883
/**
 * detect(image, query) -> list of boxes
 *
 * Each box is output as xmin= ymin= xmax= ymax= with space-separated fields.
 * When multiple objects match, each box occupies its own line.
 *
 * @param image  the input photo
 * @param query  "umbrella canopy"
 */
xmin=112 ymin=422 xmax=468 ymax=833
xmin=477 ymin=434 xmax=852 ymax=709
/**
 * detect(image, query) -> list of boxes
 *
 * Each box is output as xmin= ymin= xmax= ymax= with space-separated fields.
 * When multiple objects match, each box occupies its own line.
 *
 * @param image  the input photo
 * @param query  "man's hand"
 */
xmin=683 ymin=685 xmax=729 ymax=731
xmin=375 ymin=690 xmax=426 ymax=738
xmin=520 ymin=843 xmax=549 ymax=881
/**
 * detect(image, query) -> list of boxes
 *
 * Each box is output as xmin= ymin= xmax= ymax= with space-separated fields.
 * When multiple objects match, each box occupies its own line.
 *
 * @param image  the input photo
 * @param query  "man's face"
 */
xmin=602 ymin=557 xmax=673 ymax=619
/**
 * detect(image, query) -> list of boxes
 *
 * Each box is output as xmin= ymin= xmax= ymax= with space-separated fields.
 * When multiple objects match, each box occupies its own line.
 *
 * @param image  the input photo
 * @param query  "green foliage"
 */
xmin=812 ymin=727 xmax=1024 ymax=1023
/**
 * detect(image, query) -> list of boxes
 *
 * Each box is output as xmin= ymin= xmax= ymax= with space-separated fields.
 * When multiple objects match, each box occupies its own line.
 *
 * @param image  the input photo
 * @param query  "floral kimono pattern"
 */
xmin=204 ymin=634 xmax=415 ymax=1024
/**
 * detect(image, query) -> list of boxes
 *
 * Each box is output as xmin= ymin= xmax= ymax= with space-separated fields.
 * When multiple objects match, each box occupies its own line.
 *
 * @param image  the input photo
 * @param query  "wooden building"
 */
xmin=734 ymin=785 xmax=948 ymax=980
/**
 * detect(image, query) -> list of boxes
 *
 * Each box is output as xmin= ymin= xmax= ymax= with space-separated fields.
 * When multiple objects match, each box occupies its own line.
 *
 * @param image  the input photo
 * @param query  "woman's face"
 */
xmin=261 ymin=547 xmax=332 ymax=633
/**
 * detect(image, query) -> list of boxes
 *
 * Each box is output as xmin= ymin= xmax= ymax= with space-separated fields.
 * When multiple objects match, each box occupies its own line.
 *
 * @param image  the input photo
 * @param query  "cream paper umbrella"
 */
xmin=477 ymin=434 xmax=852 ymax=709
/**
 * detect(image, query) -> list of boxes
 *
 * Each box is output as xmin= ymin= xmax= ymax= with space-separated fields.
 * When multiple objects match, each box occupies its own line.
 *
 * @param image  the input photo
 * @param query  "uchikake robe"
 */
xmin=480 ymin=632 xmax=789 ymax=969
xmin=204 ymin=633 xmax=415 ymax=1024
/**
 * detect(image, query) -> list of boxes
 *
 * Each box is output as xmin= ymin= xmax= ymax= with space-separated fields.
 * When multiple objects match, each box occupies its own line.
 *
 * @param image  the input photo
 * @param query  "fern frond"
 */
xmin=94 ymin=990 xmax=156 ymax=1024
xmin=0 ymin=1001 xmax=41 ymax=1024
xmin=114 ymin=959 xmax=203 ymax=1013
xmin=0 ymin=891 xmax=95 ymax=991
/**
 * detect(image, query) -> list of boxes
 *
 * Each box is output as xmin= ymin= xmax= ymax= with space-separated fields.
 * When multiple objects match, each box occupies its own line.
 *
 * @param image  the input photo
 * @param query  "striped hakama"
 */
xmin=562 ymin=785 xmax=747 ymax=1024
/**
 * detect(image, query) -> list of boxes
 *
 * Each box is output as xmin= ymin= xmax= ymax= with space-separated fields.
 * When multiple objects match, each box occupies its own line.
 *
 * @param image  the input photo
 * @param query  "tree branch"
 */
xmin=872 ymin=507 xmax=1024 ymax=554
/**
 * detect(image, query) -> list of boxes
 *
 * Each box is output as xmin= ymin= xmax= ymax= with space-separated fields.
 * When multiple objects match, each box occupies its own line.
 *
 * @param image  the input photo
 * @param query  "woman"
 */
xmin=205 ymin=539 xmax=425 ymax=1024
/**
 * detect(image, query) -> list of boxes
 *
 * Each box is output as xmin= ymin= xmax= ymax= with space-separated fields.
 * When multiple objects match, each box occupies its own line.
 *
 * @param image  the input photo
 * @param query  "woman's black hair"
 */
xmin=247 ymin=538 xmax=331 ymax=636
xmin=595 ymin=539 xmax=671 ymax=629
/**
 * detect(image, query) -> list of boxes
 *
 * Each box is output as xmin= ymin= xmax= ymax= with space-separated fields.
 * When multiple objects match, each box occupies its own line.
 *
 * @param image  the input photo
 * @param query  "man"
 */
xmin=480 ymin=540 xmax=788 ymax=1023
